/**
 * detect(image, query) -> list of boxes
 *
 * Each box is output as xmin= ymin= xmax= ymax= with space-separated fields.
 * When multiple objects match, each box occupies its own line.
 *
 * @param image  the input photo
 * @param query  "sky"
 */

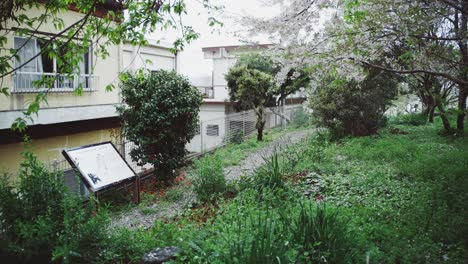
xmin=149 ymin=0 xmax=281 ymax=86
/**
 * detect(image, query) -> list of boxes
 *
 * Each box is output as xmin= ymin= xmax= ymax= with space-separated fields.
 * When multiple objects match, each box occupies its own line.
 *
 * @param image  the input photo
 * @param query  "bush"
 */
xmin=290 ymin=107 xmax=310 ymax=127
xmin=0 ymin=150 xmax=109 ymax=262
xmin=117 ymin=70 xmax=203 ymax=180
xmin=192 ymin=155 xmax=226 ymax=203
xmin=392 ymin=113 xmax=427 ymax=126
xmin=309 ymin=67 xmax=398 ymax=139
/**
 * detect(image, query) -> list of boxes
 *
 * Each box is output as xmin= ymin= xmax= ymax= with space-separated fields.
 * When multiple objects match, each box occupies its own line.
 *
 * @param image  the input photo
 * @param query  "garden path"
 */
xmin=110 ymin=127 xmax=315 ymax=230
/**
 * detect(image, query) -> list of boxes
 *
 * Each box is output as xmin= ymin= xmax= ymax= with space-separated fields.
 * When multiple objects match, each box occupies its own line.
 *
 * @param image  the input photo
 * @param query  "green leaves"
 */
xmin=117 ymin=70 xmax=202 ymax=178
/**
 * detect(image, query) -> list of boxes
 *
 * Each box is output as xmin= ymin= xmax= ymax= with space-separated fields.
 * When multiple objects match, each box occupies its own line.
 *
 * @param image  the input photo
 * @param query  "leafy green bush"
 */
xmin=391 ymin=113 xmax=427 ymax=126
xmin=0 ymin=150 xmax=109 ymax=262
xmin=192 ymin=155 xmax=226 ymax=203
xmin=292 ymin=203 xmax=358 ymax=263
xmin=117 ymin=70 xmax=203 ymax=180
xmin=290 ymin=107 xmax=310 ymax=127
xmin=309 ymin=67 xmax=398 ymax=139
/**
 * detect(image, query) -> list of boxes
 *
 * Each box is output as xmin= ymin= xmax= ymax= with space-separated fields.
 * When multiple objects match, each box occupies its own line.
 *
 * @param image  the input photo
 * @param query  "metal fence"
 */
xmin=41 ymin=104 xmax=304 ymax=190
xmin=122 ymin=104 xmax=303 ymax=174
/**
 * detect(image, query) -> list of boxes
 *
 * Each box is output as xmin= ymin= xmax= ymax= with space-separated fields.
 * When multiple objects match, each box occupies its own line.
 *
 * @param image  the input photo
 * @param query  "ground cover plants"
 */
xmin=103 ymin=116 xmax=466 ymax=263
xmin=1 ymin=118 xmax=466 ymax=263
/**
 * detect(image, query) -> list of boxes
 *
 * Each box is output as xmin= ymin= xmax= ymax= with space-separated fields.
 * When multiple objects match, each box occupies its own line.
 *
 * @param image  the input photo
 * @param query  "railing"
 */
xmin=13 ymin=72 xmax=99 ymax=93
xmin=36 ymin=105 xmax=304 ymax=192
xmin=197 ymin=86 xmax=214 ymax=99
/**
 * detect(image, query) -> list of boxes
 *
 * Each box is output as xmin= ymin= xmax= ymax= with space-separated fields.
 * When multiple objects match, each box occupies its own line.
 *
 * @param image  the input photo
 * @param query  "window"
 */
xmin=206 ymin=124 xmax=219 ymax=136
xmin=13 ymin=36 xmax=93 ymax=92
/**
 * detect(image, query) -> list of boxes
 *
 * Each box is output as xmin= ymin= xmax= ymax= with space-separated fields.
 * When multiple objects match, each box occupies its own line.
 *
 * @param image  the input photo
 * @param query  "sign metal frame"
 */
xmin=62 ymin=141 xmax=140 ymax=202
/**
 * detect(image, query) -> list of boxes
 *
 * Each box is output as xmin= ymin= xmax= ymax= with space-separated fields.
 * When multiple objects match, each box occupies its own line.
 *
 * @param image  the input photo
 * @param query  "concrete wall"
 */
xmin=186 ymin=103 xmax=227 ymax=153
xmin=0 ymin=128 xmax=121 ymax=175
xmin=123 ymin=41 xmax=176 ymax=72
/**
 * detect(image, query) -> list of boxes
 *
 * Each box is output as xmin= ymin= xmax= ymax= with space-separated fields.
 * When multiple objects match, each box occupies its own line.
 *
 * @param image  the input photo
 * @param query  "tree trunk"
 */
xmin=456 ymin=86 xmax=467 ymax=134
xmin=254 ymin=105 xmax=266 ymax=141
xmin=257 ymin=127 xmax=264 ymax=141
xmin=435 ymin=96 xmax=454 ymax=134
xmin=428 ymin=105 xmax=436 ymax=123
xmin=455 ymin=1 xmax=468 ymax=135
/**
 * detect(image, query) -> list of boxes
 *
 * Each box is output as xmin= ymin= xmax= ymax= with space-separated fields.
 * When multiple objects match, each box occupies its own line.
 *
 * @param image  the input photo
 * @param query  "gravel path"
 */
xmin=110 ymin=128 xmax=315 ymax=230
xmin=224 ymin=128 xmax=315 ymax=181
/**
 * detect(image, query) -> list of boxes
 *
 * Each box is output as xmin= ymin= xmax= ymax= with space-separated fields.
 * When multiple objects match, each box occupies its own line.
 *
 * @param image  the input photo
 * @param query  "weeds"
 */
xmin=191 ymin=155 xmax=226 ymax=203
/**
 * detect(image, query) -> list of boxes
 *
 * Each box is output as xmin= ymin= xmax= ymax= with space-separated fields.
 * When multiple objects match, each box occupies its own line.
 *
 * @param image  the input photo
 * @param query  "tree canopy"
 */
xmin=244 ymin=0 xmax=467 ymax=134
xmin=226 ymin=54 xmax=274 ymax=141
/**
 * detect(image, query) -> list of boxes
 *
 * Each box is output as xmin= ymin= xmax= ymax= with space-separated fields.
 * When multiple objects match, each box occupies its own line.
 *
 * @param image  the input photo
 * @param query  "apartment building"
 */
xmin=0 ymin=3 xmax=177 ymax=177
xmin=187 ymin=44 xmax=274 ymax=153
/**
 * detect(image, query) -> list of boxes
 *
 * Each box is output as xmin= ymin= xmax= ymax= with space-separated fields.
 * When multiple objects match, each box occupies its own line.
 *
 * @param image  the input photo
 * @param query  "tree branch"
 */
xmin=351 ymin=58 xmax=468 ymax=86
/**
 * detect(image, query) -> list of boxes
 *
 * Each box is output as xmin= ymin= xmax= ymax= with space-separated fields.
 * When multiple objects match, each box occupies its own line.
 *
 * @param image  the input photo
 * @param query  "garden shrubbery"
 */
xmin=392 ymin=112 xmax=427 ymax=126
xmin=0 ymin=150 xmax=109 ymax=263
xmin=117 ymin=70 xmax=202 ymax=180
xmin=309 ymin=67 xmax=398 ymax=139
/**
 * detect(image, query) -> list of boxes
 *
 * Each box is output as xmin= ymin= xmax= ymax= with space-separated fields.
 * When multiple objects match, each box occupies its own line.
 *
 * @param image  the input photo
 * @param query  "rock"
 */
xmin=141 ymin=246 xmax=183 ymax=264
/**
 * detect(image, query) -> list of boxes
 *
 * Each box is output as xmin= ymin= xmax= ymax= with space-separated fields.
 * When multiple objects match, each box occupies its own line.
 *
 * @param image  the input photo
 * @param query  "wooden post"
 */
xmin=94 ymin=191 xmax=99 ymax=212
xmin=134 ymin=176 xmax=140 ymax=204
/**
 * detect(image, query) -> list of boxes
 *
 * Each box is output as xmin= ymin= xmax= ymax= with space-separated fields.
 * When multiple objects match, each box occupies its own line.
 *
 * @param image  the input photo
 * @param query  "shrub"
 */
xmin=290 ymin=107 xmax=310 ymax=127
xmin=392 ymin=113 xmax=427 ymax=126
xmin=309 ymin=67 xmax=398 ymax=139
xmin=0 ymin=150 xmax=109 ymax=262
xmin=291 ymin=202 xmax=358 ymax=263
xmin=117 ymin=70 xmax=203 ymax=180
xmin=192 ymin=155 xmax=226 ymax=203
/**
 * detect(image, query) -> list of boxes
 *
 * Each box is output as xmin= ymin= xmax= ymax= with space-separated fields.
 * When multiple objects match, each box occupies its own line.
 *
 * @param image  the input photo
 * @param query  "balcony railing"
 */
xmin=13 ymin=72 xmax=99 ymax=93
xmin=198 ymin=86 xmax=214 ymax=99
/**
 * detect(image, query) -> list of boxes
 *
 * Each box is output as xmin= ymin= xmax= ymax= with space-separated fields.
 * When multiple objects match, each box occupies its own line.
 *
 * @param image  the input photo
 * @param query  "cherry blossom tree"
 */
xmin=243 ymin=0 xmax=467 ymax=135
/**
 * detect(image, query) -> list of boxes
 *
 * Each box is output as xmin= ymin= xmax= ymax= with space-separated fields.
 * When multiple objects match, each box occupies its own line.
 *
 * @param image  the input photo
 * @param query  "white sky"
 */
xmin=149 ymin=0 xmax=281 ymax=86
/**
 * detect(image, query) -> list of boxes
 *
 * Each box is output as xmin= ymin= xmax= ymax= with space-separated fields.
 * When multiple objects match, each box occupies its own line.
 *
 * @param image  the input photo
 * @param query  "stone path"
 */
xmin=224 ymin=129 xmax=315 ymax=181
xmin=110 ymin=128 xmax=315 ymax=230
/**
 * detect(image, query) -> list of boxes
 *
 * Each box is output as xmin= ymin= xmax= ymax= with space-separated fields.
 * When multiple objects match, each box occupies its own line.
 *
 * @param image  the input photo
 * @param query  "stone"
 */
xmin=141 ymin=246 xmax=183 ymax=264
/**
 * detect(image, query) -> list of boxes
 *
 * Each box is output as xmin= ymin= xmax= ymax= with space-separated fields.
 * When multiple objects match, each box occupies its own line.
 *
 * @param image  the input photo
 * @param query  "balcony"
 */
xmin=198 ymin=86 xmax=214 ymax=99
xmin=12 ymin=72 xmax=99 ymax=93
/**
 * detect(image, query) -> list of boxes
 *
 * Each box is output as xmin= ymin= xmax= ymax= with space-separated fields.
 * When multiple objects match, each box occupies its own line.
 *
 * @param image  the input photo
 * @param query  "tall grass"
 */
xmin=291 ymin=202 xmax=357 ymax=263
xmin=191 ymin=155 xmax=226 ymax=203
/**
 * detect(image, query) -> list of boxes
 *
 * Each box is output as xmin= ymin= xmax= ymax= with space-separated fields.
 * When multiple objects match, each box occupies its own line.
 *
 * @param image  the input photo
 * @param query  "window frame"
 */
xmin=206 ymin=124 xmax=219 ymax=137
xmin=13 ymin=36 xmax=95 ymax=93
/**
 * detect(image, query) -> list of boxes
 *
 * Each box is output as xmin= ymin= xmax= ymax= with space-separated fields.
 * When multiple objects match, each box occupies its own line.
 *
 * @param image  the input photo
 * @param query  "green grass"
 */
xmin=103 ymin=119 xmax=467 ymax=263
xmin=292 ymin=121 xmax=468 ymax=262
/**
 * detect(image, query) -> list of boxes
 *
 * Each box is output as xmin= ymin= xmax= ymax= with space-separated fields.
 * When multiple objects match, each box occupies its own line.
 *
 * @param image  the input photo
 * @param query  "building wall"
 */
xmin=0 ymin=127 xmax=121 ymax=176
xmin=186 ymin=103 xmax=227 ymax=153
xmin=123 ymin=42 xmax=176 ymax=72
xmin=0 ymin=5 xmax=123 ymax=176
xmin=0 ymin=6 xmax=121 ymax=125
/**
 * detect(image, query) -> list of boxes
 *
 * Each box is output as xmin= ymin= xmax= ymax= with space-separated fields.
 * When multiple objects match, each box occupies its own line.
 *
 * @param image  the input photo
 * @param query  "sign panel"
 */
xmin=62 ymin=142 xmax=136 ymax=192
